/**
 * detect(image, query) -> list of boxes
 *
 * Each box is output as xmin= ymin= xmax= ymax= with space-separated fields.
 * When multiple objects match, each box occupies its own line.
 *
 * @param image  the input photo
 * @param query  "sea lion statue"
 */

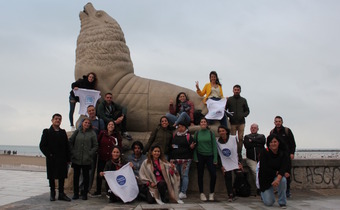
xmin=75 ymin=2 xmax=206 ymax=131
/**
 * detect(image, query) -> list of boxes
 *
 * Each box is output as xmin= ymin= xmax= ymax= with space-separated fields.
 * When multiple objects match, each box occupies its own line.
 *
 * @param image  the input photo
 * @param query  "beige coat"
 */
xmin=139 ymin=159 xmax=180 ymax=202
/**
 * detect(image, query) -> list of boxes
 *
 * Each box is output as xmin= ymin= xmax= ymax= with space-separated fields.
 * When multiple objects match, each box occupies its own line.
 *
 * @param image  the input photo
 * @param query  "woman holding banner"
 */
xmin=195 ymin=71 xmax=227 ymax=127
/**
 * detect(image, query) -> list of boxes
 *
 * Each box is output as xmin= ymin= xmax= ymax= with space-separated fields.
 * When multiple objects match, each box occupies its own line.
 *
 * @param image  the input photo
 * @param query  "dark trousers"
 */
xmin=224 ymin=170 xmax=235 ymax=196
xmin=146 ymin=180 xmax=168 ymax=204
xmin=95 ymin=158 xmax=107 ymax=193
xmin=49 ymin=178 xmax=65 ymax=194
xmin=197 ymin=153 xmax=216 ymax=193
xmin=69 ymin=95 xmax=76 ymax=126
xmin=73 ymin=164 xmax=90 ymax=195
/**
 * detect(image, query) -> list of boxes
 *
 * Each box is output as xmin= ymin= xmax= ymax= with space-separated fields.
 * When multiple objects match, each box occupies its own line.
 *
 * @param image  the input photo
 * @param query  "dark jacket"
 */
xmin=144 ymin=126 xmax=173 ymax=155
xmin=69 ymin=75 xmax=96 ymax=101
xmin=270 ymin=126 xmax=296 ymax=155
xmin=39 ymin=126 xmax=71 ymax=179
xmin=243 ymin=133 xmax=266 ymax=162
xmin=169 ymin=132 xmax=194 ymax=160
xmin=96 ymin=100 xmax=127 ymax=125
xmin=225 ymin=95 xmax=250 ymax=125
xmin=259 ymin=148 xmax=289 ymax=192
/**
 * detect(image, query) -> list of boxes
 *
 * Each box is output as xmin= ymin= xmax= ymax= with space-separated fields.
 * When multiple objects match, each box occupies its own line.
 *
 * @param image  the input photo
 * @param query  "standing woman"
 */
xmin=69 ymin=72 xmax=97 ymax=127
xmin=139 ymin=145 xmax=183 ymax=205
xmin=169 ymin=122 xmax=196 ymax=199
xmin=144 ymin=116 xmax=173 ymax=158
xmin=69 ymin=118 xmax=98 ymax=200
xmin=92 ymin=120 xmax=122 ymax=197
xmin=259 ymin=134 xmax=289 ymax=208
xmin=166 ymin=92 xmax=195 ymax=127
xmin=193 ymin=117 xmax=218 ymax=201
xmin=216 ymin=125 xmax=241 ymax=202
xmin=195 ymin=71 xmax=227 ymax=127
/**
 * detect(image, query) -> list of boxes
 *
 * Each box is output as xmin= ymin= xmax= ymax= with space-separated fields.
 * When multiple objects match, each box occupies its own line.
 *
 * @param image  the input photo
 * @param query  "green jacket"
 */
xmin=193 ymin=129 xmax=217 ymax=163
xmin=69 ymin=129 xmax=98 ymax=166
xmin=144 ymin=126 xmax=173 ymax=155
xmin=225 ymin=95 xmax=250 ymax=125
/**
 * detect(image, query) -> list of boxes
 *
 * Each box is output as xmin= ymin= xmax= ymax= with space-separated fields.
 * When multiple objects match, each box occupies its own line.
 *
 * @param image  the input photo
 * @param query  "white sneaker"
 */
xmin=155 ymin=198 xmax=164 ymax=205
xmin=200 ymin=193 xmax=207 ymax=201
xmin=177 ymin=199 xmax=184 ymax=204
xmin=209 ymin=193 xmax=214 ymax=201
xmin=179 ymin=192 xmax=187 ymax=199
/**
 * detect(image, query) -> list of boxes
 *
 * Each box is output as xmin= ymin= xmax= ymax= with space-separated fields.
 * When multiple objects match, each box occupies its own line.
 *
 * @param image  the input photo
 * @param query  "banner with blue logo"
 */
xmin=104 ymin=163 xmax=139 ymax=203
xmin=73 ymin=88 xmax=101 ymax=115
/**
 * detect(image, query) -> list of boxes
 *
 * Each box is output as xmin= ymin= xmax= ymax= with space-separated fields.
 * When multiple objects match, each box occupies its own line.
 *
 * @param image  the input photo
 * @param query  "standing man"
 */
xmin=225 ymin=84 xmax=250 ymax=161
xmin=244 ymin=123 xmax=266 ymax=195
xmin=97 ymin=93 xmax=132 ymax=140
xmin=39 ymin=113 xmax=71 ymax=202
xmin=270 ymin=116 xmax=296 ymax=198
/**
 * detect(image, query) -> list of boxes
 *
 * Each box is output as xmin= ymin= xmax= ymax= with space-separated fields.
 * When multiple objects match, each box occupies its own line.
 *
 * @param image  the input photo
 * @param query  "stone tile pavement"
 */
xmin=1 ymin=169 xmax=340 ymax=210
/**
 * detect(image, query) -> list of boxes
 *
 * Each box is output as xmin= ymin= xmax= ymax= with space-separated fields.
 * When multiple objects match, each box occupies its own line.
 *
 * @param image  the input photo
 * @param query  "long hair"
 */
xmin=209 ymin=71 xmax=221 ymax=86
xmin=147 ymin=145 xmax=167 ymax=164
xmin=175 ymin=92 xmax=189 ymax=114
xmin=86 ymin=72 xmax=98 ymax=88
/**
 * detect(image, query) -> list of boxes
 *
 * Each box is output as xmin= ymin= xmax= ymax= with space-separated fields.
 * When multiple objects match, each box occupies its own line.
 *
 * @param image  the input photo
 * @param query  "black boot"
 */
xmin=50 ymin=190 xmax=56 ymax=201
xmin=58 ymin=193 xmax=71 ymax=202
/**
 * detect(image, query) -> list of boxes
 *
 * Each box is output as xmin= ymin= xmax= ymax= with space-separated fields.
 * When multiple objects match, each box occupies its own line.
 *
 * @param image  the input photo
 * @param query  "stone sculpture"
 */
xmin=75 ymin=3 xmax=206 ymax=131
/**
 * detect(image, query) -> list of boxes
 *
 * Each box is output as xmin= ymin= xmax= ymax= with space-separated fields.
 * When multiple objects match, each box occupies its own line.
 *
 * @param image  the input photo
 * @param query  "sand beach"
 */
xmin=0 ymin=154 xmax=46 ymax=171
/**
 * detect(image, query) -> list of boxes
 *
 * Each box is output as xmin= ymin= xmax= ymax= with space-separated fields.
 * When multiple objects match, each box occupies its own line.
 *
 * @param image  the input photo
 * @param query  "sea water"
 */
xmin=0 ymin=145 xmax=339 ymax=159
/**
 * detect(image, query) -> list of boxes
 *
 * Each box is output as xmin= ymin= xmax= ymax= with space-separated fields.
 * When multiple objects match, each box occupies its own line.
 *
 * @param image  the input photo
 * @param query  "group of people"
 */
xmin=39 ymin=71 xmax=296 ymax=208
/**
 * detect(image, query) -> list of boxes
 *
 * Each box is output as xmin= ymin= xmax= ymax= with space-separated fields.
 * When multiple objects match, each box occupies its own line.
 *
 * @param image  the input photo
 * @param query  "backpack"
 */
xmin=233 ymin=170 xmax=251 ymax=197
xmin=173 ymin=133 xmax=191 ymax=143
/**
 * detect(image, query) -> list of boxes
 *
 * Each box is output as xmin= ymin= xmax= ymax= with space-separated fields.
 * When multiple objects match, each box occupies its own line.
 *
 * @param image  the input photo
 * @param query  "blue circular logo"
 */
xmin=116 ymin=175 xmax=126 ymax=185
xmin=222 ymin=148 xmax=231 ymax=157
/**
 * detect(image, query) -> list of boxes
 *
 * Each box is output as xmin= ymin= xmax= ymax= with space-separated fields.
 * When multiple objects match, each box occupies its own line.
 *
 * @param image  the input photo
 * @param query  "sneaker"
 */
xmin=209 ymin=193 xmax=214 ymax=201
xmin=179 ymin=192 xmax=187 ymax=199
xmin=177 ymin=199 xmax=184 ymax=204
xmin=280 ymin=204 xmax=287 ymax=209
xmin=228 ymin=194 xmax=233 ymax=202
xmin=122 ymin=132 xmax=133 ymax=140
xmin=286 ymin=190 xmax=291 ymax=198
xmin=90 ymin=191 xmax=101 ymax=197
xmin=200 ymin=193 xmax=207 ymax=201
xmin=155 ymin=198 xmax=165 ymax=205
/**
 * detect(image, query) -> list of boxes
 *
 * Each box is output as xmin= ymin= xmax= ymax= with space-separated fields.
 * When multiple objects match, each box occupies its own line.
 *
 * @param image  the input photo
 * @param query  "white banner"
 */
xmin=104 ymin=163 xmax=139 ymax=203
xmin=205 ymin=98 xmax=226 ymax=120
xmin=73 ymin=88 xmax=101 ymax=115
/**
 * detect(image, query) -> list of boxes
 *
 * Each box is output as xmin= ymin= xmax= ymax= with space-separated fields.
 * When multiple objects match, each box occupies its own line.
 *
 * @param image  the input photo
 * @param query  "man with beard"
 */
xmin=225 ymin=84 xmax=250 ymax=161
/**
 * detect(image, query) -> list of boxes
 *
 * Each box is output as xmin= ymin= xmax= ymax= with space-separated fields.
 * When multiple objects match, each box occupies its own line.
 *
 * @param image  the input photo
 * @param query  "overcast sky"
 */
xmin=1 ymin=0 xmax=339 ymax=149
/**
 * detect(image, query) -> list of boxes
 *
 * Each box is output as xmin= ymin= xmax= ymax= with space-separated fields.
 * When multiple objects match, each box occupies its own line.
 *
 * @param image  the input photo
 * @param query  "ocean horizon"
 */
xmin=1 ymin=145 xmax=340 ymax=159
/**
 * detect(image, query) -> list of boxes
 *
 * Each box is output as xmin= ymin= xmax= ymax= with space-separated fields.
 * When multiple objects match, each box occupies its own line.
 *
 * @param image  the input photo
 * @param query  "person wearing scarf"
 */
xmin=139 ymin=145 xmax=183 ymax=205
xmin=169 ymin=122 xmax=196 ymax=199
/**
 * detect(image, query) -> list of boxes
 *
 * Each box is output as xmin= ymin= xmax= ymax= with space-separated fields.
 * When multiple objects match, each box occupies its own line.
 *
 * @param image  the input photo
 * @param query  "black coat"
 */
xmin=40 ymin=126 xmax=71 ymax=179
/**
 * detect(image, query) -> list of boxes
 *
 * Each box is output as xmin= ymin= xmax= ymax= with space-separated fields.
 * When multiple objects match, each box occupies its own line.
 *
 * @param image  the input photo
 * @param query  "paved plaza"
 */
xmin=1 ymin=169 xmax=340 ymax=210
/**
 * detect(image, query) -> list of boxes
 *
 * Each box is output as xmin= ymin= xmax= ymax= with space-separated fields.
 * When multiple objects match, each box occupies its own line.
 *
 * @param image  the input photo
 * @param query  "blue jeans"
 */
xmin=175 ymin=160 xmax=192 ymax=194
xmin=166 ymin=112 xmax=191 ymax=126
xmin=261 ymin=177 xmax=287 ymax=206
